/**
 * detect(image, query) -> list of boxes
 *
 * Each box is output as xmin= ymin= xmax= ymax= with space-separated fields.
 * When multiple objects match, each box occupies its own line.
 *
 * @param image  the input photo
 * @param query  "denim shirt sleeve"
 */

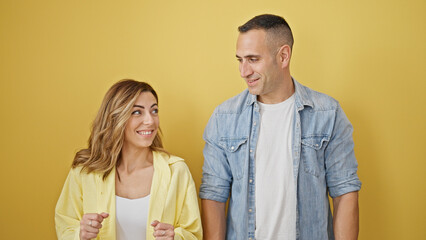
xmin=325 ymin=104 xmax=362 ymax=198
xmin=199 ymin=111 xmax=232 ymax=203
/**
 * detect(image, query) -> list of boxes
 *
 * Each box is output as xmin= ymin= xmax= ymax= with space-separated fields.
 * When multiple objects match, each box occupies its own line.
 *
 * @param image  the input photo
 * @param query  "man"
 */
xmin=199 ymin=14 xmax=361 ymax=240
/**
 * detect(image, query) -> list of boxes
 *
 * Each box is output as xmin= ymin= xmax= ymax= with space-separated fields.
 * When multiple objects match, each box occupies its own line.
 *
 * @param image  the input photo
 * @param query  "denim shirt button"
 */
xmin=253 ymin=122 xmax=257 ymax=125
xmin=231 ymin=146 xmax=235 ymax=150
xmin=249 ymin=179 xmax=253 ymax=183
xmin=250 ymin=149 xmax=253 ymax=153
xmin=248 ymin=208 xmax=252 ymax=212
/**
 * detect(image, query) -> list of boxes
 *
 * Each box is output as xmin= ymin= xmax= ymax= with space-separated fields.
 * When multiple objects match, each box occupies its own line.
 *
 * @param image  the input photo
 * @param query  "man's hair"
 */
xmin=238 ymin=14 xmax=294 ymax=49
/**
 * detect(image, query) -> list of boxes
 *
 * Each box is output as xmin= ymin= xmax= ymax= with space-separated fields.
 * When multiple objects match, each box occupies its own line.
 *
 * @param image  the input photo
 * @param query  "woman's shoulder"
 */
xmin=68 ymin=165 xmax=104 ymax=181
xmin=154 ymin=151 xmax=191 ymax=173
xmin=154 ymin=150 xmax=183 ymax=163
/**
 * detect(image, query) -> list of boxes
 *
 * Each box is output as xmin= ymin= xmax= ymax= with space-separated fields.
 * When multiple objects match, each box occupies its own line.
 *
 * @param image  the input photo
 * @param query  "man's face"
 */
xmin=236 ymin=29 xmax=282 ymax=102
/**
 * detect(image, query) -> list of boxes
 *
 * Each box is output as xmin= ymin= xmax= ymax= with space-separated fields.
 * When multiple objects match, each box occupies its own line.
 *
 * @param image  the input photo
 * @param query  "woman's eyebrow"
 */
xmin=133 ymin=103 xmax=158 ymax=109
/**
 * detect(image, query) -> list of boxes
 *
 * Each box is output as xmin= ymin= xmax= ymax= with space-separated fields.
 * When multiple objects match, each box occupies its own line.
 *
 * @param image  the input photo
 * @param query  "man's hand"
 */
xmin=333 ymin=191 xmax=359 ymax=240
xmin=202 ymin=199 xmax=226 ymax=240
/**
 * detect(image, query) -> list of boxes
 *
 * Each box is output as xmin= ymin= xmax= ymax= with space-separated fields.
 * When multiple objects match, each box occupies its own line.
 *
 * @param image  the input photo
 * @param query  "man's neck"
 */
xmin=258 ymin=75 xmax=294 ymax=104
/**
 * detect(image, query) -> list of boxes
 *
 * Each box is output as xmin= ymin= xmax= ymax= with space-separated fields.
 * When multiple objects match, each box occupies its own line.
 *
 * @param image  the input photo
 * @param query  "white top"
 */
xmin=116 ymin=195 xmax=150 ymax=240
xmin=255 ymin=95 xmax=297 ymax=240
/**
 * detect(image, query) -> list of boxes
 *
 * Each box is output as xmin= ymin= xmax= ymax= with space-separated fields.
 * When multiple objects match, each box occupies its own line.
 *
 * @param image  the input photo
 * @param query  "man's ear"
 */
xmin=278 ymin=45 xmax=291 ymax=68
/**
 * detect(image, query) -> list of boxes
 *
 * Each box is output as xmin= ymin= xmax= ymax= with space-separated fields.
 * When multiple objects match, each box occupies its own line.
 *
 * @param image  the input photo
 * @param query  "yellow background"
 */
xmin=1 ymin=0 xmax=425 ymax=239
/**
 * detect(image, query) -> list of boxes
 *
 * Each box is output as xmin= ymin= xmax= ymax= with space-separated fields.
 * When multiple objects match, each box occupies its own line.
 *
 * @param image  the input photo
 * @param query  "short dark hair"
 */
xmin=238 ymin=14 xmax=294 ymax=49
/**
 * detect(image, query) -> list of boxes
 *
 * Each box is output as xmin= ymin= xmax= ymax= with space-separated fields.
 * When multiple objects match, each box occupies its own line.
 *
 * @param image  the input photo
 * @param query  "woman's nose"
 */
xmin=143 ymin=112 xmax=154 ymax=124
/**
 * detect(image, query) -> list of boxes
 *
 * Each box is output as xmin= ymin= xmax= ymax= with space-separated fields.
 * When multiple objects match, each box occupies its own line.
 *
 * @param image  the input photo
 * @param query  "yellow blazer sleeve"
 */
xmin=173 ymin=165 xmax=203 ymax=240
xmin=55 ymin=168 xmax=83 ymax=240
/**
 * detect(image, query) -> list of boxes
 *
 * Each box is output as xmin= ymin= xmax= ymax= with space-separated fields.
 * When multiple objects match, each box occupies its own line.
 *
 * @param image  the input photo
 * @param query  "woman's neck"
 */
xmin=119 ymin=146 xmax=153 ymax=174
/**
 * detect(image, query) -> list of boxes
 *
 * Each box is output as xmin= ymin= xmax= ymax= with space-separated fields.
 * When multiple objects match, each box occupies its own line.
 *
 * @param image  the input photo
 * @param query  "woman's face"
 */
xmin=123 ymin=91 xmax=159 ymax=150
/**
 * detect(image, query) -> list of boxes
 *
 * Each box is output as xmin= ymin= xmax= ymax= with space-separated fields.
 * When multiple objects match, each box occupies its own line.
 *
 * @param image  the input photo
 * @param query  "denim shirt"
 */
xmin=199 ymin=79 xmax=361 ymax=240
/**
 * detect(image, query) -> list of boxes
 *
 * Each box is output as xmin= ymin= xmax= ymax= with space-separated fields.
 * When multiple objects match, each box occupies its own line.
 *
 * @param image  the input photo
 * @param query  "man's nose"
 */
xmin=240 ymin=61 xmax=253 ymax=78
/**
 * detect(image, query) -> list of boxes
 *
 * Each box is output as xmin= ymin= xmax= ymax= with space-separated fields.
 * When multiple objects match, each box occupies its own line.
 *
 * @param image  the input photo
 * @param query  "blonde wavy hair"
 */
xmin=72 ymin=79 xmax=167 ymax=180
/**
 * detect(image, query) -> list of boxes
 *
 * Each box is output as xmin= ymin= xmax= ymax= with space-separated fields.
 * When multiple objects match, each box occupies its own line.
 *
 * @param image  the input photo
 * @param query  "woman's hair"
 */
xmin=72 ymin=79 xmax=167 ymax=179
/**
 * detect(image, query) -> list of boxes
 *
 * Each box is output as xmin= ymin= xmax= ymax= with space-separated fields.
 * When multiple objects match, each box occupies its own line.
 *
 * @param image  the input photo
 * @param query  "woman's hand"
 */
xmin=151 ymin=220 xmax=175 ymax=239
xmin=79 ymin=212 xmax=109 ymax=240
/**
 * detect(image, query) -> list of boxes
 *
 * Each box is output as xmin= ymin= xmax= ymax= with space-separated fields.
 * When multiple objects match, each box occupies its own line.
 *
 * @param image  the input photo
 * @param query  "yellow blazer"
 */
xmin=55 ymin=151 xmax=202 ymax=240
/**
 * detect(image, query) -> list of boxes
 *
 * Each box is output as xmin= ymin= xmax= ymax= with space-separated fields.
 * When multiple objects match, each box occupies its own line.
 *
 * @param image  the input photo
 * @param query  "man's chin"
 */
xmin=247 ymin=87 xmax=259 ymax=96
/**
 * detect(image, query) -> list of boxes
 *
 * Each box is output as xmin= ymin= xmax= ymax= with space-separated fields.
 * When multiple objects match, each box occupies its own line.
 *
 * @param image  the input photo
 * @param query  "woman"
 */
xmin=55 ymin=79 xmax=202 ymax=240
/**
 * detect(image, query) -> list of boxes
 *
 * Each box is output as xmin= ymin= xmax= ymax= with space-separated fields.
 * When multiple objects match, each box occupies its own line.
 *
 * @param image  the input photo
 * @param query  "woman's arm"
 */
xmin=173 ymin=176 xmax=203 ymax=240
xmin=55 ymin=168 xmax=109 ymax=240
xmin=55 ymin=168 xmax=83 ymax=240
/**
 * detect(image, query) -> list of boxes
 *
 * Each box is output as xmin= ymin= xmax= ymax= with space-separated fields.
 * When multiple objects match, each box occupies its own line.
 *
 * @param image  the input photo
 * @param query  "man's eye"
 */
xmin=249 ymin=58 xmax=258 ymax=62
xmin=236 ymin=58 xmax=242 ymax=63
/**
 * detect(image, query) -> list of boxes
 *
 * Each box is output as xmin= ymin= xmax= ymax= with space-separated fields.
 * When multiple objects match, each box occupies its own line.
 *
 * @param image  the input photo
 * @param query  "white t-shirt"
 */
xmin=116 ymin=195 xmax=150 ymax=240
xmin=255 ymin=95 xmax=296 ymax=240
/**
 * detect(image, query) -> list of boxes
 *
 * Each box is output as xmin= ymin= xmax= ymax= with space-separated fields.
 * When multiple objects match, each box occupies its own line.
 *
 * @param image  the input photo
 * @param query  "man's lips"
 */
xmin=246 ymin=78 xmax=259 ymax=86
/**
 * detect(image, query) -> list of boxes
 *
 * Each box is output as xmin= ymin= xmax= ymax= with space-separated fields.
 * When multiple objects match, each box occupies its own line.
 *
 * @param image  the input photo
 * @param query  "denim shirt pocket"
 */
xmin=301 ymin=135 xmax=330 ymax=177
xmin=219 ymin=137 xmax=248 ymax=180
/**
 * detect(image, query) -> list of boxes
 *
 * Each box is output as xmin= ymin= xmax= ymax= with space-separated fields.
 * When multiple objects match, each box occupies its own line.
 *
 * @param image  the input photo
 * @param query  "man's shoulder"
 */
xmin=214 ymin=89 xmax=252 ymax=114
xmin=296 ymin=81 xmax=340 ymax=111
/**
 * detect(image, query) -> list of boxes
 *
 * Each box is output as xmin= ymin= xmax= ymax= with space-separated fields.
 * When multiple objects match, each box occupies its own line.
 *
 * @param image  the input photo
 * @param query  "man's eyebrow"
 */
xmin=236 ymin=54 xmax=260 ymax=58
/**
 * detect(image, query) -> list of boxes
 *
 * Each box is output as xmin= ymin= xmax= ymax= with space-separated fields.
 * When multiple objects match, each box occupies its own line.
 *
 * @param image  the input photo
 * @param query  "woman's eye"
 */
xmin=152 ymin=109 xmax=159 ymax=114
xmin=132 ymin=110 xmax=141 ymax=115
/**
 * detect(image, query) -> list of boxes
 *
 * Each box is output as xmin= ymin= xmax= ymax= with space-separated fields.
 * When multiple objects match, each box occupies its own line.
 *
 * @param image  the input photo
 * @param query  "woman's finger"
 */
xmin=88 ymin=219 xmax=103 ymax=229
xmin=151 ymin=221 xmax=174 ymax=239
xmin=80 ymin=223 xmax=100 ymax=233
xmin=79 ymin=212 xmax=109 ymax=240
xmin=83 ymin=212 xmax=108 ymax=223
xmin=80 ymin=219 xmax=101 ymax=231
xmin=153 ymin=230 xmax=166 ymax=237
xmin=153 ymin=228 xmax=174 ymax=238
xmin=154 ymin=237 xmax=171 ymax=240
xmin=153 ymin=222 xmax=174 ymax=231
xmin=151 ymin=220 xmax=160 ymax=227
xmin=80 ymin=231 xmax=98 ymax=240
xmin=82 ymin=213 xmax=108 ymax=228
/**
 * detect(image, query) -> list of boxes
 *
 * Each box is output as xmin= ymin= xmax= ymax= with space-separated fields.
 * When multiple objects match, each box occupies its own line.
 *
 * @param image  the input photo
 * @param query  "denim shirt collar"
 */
xmin=245 ymin=78 xmax=314 ymax=110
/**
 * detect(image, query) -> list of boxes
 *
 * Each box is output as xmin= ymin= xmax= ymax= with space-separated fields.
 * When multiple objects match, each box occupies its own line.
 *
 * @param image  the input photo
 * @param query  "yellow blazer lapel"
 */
xmin=147 ymin=151 xmax=171 ymax=238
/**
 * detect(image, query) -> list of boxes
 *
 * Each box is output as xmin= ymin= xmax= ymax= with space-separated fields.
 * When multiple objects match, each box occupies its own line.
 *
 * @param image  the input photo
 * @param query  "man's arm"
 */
xmin=200 ymin=110 xmax=232 ymax=240
xmin=201 ymin=199 xmax=226 ymax=240
xmin=333 ymin=191 xmax=359 ymax=240
xmin=324 ymin=104 xmax=361 ymax=239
